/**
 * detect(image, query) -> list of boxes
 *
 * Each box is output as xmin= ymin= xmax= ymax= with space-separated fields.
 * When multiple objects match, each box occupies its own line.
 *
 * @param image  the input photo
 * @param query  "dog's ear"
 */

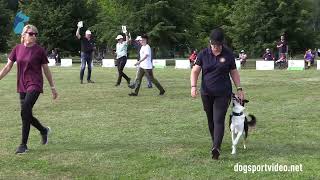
xmin=243 ymin=99 xmax=249 ymax=103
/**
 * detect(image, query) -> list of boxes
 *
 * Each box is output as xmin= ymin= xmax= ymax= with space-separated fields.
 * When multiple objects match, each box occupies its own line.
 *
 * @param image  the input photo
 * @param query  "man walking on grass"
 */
xmin=128 ymin=35 xmax=165 ymax=96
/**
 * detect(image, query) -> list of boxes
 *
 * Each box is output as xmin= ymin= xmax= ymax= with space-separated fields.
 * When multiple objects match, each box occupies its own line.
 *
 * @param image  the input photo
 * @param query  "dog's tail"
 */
xmin=247 ymin=114 xmax=256 ymax=127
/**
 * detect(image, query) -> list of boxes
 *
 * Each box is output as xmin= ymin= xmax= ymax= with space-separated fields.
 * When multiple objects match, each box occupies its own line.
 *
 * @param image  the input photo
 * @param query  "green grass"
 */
xmin=0 ymin=65 xmax=319 ymax=179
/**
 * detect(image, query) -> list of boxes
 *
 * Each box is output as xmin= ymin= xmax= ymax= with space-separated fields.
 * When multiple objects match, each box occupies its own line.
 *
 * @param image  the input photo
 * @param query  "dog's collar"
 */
xmin=232 ymin=112 xmax=243 ymax=116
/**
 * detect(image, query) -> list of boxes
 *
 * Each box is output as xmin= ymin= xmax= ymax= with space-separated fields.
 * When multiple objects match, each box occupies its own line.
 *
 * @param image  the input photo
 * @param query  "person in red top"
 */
xmin=0 ymin=24 xmax=58 ymax=154
xmin=188 ymin=50 xmax=197 ymax=68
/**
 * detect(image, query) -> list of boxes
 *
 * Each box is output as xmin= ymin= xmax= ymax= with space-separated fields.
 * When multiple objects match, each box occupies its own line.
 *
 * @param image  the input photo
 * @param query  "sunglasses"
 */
xmin=26 ymin=32 xmax=38 ymax=37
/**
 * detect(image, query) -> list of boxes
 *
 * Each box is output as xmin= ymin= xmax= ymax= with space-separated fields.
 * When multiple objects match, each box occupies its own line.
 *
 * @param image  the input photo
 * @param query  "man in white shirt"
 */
xmin=115 ymin=33 xmax=131 ymax=86
xmin=130 ymin=36 xmax=153 ymax=88
xmin=128 ymin=35 xmax=165 ymax=96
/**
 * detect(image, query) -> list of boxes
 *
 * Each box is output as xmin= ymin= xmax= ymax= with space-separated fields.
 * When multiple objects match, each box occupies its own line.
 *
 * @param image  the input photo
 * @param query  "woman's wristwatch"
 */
xmin=237 ymin=87 xmax=243 ymax=91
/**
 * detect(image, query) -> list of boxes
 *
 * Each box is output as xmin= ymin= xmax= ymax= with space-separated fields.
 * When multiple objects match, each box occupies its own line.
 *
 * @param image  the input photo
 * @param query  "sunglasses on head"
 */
xmin=26 ymin=32 xmax=38 ymax=36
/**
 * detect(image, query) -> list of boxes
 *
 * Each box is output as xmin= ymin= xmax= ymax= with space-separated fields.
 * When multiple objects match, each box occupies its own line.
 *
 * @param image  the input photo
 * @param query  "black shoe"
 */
xmin=80 ymin=80 xmax=83 ymax=84
xmin=211 ymin=148 xmax=220 ymax=160
xmin=87 ymin=80 xmax=95 ymax=83
xmin=159 ymin=90 xmax=165 ymax=95
xmin=128 ymin=83 xmax=135 ymax=89
xmin=41 ymin=127 xmax=51 ymax=145
xmin=115 ymin=84 xmax=120 ymax=87
xmin=147 ymin=85 xmax=153 ymax=88
xmin=15 ymin=144 xmax=28 ymax=154
xmin=128 ymin=92 xmax=138 ymax=96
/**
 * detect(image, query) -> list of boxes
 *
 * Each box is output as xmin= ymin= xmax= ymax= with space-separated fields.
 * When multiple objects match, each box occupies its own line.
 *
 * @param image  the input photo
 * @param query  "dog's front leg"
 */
xmin=234 ymin=131 xmax=243 ymax=145
xmin=231 ymin=130 xmax=236 ymax=154
xmin=232 ymin=131 xmax=243 ymax=155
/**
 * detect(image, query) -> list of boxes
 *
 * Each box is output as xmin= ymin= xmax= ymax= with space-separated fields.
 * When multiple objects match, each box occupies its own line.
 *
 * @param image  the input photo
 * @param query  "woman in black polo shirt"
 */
xmin=190 ymin=28 xmax=244 ymax=160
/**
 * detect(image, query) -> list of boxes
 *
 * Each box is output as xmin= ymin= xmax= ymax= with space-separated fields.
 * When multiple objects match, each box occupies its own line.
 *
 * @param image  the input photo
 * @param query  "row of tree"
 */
xmin=1 ymin=0 xmax=320 ymax=58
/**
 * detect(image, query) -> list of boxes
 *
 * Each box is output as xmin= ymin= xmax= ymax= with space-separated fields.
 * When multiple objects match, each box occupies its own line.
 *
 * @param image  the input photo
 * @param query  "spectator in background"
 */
xmin=239 ymin=50 xmax=247 ymax=65
xmin=76 ymin=25 xmax=95 ymax=84
xmin=188 ymin=50 xmax=197 ymax=68
xmin=115 ymin=34 xmax=131 ymax=87
xmin=128 ymin=34 xmax=165 ymax=96
xmin=275 ymin=53 xmax=287 ymax=64
xmin=304 ymin=49 xmax=314 ymax=69
xmin=276 ymin=35 xmax=288 ymax=60
xmin=48 ymin=50 xmax=56 ymax=59
xmin=131 ymin=35 xmax=152 ymax=88
xmin=262 ymin=48 xmax=275 ymax=61
xmin=48 ymin=49 xmax=61 ymax=64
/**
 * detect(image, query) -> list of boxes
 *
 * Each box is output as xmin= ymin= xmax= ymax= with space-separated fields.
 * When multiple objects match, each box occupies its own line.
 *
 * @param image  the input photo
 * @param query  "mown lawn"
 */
xmin=0 ymin=65 xmax=319 ymax=179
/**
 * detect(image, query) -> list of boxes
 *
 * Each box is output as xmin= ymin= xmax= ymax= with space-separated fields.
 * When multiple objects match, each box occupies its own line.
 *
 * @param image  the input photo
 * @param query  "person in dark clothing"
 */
xmin=262 ymin=48 xmax=275 ymax=61
xmin=49 ymin=49 xmax=61 ymax=63
xmin=49 ymin=50 xmax=56 ymax=59
xmin=0 ymin=24 xmax=58 ymax=154
xmin=276 ymin=35 xmax=288 ymax=60
xmin=190 ymin=28 xmax=244 ymax=160
xmin=76 ymin=24 xmax=95 ymax=84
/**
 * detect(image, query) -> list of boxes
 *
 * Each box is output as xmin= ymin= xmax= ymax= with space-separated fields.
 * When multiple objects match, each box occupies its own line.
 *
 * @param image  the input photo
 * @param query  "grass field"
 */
xmin=0 ymin=65 xmax=319 ymax=179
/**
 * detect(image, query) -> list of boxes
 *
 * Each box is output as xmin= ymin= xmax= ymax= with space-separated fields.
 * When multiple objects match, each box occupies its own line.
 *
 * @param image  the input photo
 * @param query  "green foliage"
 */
xmin=226 ymin=0 xmax=317 ymax=57
xmin=0 ymin=0 xmax=13 ymax=52
xmin=20 ymin=0 xmax=99 ymax=56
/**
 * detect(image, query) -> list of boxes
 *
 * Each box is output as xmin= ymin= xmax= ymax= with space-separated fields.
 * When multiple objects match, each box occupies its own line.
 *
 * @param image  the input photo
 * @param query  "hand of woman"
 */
xmin=236 ymin=90 xmax=245 ymax=101
xmin=191 ymin=87 xmax=198 ymax=98
xmin=51 ymin=88 xmax=58 ymax=100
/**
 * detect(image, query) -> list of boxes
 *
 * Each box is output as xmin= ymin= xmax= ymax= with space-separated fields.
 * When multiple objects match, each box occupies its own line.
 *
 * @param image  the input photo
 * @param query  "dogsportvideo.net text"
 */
xmin=234 ymin=163 xmax=303 ymax=173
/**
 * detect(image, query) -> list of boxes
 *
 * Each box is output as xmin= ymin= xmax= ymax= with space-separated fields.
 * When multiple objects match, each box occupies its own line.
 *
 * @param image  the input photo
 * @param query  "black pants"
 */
xmin=80 ymin=52 xmax=93 ymax=81
xmin=133 ymin=68 xmax=164 ymax=95
xmin=201 ymin=94 xmax=231 ymax=150
xmin=19 ymin=91 xmax=46 ymax=145
xmin=116 ymin=56 xmax=130 ymax=85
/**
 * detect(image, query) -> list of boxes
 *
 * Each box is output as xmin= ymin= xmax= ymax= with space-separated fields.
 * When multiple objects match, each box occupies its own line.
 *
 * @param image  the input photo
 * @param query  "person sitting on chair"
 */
xmin=304 ymin=49 xmax=314 ymax=69
xmin=239 ymin=50 xmax=247 ymax=65
xmin=275 ymin=53 xmax=287 ymax=64
xmin=188 ymin=50 xmax=197 ymax=68
xmin=262 ymin=48 xmax=275 ymax=61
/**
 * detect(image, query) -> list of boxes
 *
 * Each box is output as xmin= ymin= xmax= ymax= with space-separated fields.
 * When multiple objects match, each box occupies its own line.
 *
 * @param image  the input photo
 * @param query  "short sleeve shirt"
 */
xmin=195 ymin=46 xmax=236 ymax=96
xmin=9 ymin=44 xmax=49 ymax=93
xmin=116 ymin=41 xmax=128 ymax=59
xmin=139 ymin=44 xmax=153 ymax=69
xmin=80 ymin=37 xmax=95 ymax=54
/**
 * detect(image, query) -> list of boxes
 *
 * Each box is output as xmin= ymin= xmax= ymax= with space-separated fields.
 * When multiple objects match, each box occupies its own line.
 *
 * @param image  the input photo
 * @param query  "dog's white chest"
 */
xmin=231 ymin=115 xmax=245 ymax=133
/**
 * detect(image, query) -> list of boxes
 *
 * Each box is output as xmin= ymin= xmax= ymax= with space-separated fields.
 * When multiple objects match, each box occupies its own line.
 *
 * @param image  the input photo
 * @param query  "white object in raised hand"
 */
xmin=77 ymin=21 xmax=83 ymax=28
